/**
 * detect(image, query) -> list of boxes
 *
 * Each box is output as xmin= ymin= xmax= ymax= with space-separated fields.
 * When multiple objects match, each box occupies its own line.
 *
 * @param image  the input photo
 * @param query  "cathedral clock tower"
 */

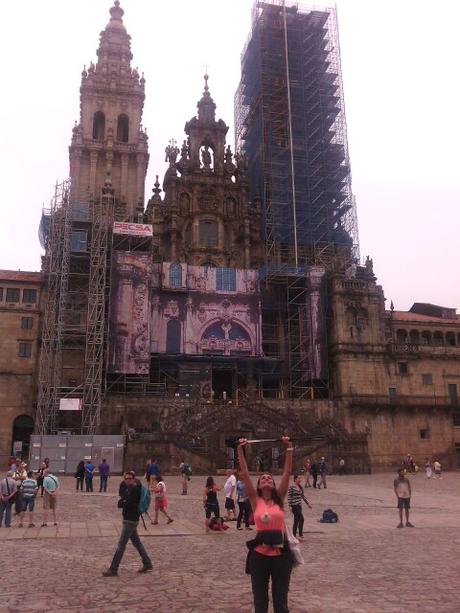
xmin=69 ymin=1 xmax=148 ymax=220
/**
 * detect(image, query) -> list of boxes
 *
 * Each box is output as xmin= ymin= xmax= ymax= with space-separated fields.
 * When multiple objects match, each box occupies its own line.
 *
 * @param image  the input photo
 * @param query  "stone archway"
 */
xmin=11 ymin=414 xmax=34 ymax=459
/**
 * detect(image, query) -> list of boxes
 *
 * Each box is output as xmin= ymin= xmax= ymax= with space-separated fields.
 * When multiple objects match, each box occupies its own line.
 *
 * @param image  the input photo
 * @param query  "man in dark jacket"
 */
xmin=103 ymin=471 xmax=152 ymax=576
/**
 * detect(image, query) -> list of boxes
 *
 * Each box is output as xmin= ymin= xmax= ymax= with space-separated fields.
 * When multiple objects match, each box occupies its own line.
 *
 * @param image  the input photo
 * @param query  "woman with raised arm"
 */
xmin=237 ymin=436 xmax=294 ymax=613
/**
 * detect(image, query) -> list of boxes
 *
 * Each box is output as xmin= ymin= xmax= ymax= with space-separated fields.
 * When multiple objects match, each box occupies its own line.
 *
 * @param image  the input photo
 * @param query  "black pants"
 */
xmin=85 ymin=477 xmax=93 ymax=492
xmin=291 ymin=504 xmax=304 ymax=537
xmin=100 ymin=475 xmax=108 ymax=492
xmin=249 ymin=550 xmax=292 ymax=613
xmin=237 ymin=500 xmax=250 ymax=528
xmin=76 ymin=477 xmax=84 ymax=491
xmin=312 ymin=473 xmax=318 ymax=488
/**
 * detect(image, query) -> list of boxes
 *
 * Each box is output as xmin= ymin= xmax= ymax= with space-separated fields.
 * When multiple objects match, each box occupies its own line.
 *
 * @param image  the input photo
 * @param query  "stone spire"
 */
xmin=96 ymin=1 xmax=133 ymax=73
xmin=197 ymin=73 xmax=216 ymax=123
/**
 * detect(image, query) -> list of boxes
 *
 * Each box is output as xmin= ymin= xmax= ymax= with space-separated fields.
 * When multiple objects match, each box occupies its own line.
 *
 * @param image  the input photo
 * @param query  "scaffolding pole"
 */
xmin=36 ymin=179 xmax=72 ymax=434
xmin=81 ymin=180 xmax=113 ymax=434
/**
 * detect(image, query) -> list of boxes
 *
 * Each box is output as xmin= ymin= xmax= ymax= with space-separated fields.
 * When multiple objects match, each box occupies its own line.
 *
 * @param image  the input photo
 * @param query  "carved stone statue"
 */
xmin=201 ymin=145 xmax=212 ymax=169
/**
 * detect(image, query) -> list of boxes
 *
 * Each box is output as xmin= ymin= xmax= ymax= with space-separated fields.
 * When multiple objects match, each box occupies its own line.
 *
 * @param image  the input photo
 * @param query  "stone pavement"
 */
xmin=0 ymin=471 xmax=459 ymax=612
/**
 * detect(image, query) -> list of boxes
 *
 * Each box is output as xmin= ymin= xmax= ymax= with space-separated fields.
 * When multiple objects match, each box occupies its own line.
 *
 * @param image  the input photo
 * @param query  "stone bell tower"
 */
xmin=148 ymin=75 xmax=262 ymax=268
xmin=69 ymin=1 xmax=149 ymax=220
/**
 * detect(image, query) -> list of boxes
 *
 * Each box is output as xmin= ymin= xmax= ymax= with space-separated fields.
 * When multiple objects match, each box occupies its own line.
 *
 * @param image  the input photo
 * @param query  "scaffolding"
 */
xmin=36 ymin=180 xmax=113 ymax=435
xmin=36 ymin=180 xmax=72 ymax=434
xmin=81 ymin=181 xmax=113 ymax=433
xmin=235 ymin=0 xmax=359 ymax=398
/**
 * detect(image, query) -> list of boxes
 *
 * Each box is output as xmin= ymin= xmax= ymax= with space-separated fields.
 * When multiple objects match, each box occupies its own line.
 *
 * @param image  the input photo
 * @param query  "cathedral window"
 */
xmin=92 ymin=111 xmax=105 ymax=140
xmin=216 ymin=268 xmax=236 ymax=292
xmin=169 ymin=263 xmax=182 ymax=288
xmin=199 ymin=220 xmax=218 ymax=247
xmin=117 ymin=114 xmax=129 ymax=142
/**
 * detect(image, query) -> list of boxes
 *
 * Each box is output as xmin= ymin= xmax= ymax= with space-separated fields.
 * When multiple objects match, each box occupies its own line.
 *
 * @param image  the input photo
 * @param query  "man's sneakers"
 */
xmin=397 ymin=522 xmax=404 ymax=528
xmin=102 ymin=569 xmax=118 ymax=577
xmin=167 ymin=518 xmax=174 ymax=524
xmin=406 ymin=522 xmax=415 ymax=527
xmin=138 ymin=565 xmax=153 ymax=573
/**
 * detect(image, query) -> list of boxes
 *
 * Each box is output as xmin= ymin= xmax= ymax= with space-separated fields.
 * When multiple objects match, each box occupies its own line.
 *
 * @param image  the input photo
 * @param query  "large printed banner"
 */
xmin=108 ymin=254 xmax=262 ymax=374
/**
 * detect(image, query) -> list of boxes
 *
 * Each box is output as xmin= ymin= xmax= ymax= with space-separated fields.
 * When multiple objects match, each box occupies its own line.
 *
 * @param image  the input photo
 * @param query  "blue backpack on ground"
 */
xmin=138 ymin=485 xmax=151 ymax=515
xmin=320 ymin=508 xmax=339 ymax=523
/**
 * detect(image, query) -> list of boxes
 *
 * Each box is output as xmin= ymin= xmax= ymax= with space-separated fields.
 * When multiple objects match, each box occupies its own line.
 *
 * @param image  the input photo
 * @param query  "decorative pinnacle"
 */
xmin=110 ymin=0 xmax=124 ymax=22
xmin=204 ymin=73 xmax=209 ymax=92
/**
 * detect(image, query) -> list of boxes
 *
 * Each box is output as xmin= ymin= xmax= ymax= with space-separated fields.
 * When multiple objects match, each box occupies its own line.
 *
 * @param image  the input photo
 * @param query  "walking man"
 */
xmin=98 ymin=458 xmax=110 ymax=493
xmin=84 ymin=459 xmax=95 ymax=492
xmin=338 ymin=457 xmax=346 ymax=475
xmin=42 ymin=469 xmax=59 ymax=526
xmin=103 ymin=471 xmax=152 ymax=576
xmin=310 ymin=459 xmax=319 ymax=488
xmin=0 ymin=471 xmax=17 ymax=528
xmin=394 ymin=468 xmax=414 ymax=528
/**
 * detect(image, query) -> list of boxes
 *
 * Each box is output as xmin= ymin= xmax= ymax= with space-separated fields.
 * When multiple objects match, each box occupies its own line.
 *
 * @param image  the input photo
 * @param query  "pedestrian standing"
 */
xmin=37 ymin=462 xmax=46 ymax=496
xmin=84 ymin=459 xmax=95 ymax=492
xmin=147 ymin=459 xmax=160 ymax=483
xmin=42 ymin=469 xmax=59 ymax=526
xmin=0 ymin=471 xmax=17 ymax=528
xmin=12 ymin=461 xmax=27 ymax=515
xmin=99 ymin=458 xmax=110 ymax=493
xmin=310 ymin=459 xmax=319 ymax=489
xmin=203 ymin=476 xmax=221 ymax=533
xmin=424 ymin=458 xmax=433 ymax=479
xmin=237 ymin=436 xmax=294 ymax=613
xmin=223 ymin=469 xmax=237 ymax=520
xmin=287 ymin=474 xmax=312 ymax=542
xmin=433 ymin=459 xmax=442 ymax=479
xmin=102 ymin=471 xmax=152 ymax=576
xmin=318 ymin=457 xmax=328 ymax=489
xmin=19 ymin=471 xmax=38 ymax=527
xmin=236 ymin=474 xmax=252 ymax=531
xmin=179 ymin=460 xmax=192 ymax=495
xmin=338 ymin=457 xmax=346 ymax=475
xmin=74 ymin=460 xmax=85 ymax=491
xmin=394 ymin=468 xmax=414 ymax=528
xmin=303 ymin=458 xmax=312 ymax=487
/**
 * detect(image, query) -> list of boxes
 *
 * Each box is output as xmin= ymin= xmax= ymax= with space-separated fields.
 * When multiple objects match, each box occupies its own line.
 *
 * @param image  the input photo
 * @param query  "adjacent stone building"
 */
xmin=0 ymin=271 xmax=42 ymax=465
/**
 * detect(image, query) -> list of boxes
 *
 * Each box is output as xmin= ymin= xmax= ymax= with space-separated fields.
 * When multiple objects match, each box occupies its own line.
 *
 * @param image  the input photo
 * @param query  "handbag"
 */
xmin=285 ymin=525 xmax=305 ymax=567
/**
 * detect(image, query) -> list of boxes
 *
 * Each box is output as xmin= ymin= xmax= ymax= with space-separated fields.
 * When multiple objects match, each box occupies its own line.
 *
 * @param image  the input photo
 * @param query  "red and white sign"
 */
xmin=113 ymin=222 xmax=153 ymax=237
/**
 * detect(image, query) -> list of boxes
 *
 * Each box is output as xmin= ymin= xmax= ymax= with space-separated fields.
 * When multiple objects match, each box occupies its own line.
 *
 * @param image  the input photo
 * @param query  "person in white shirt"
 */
xmin=223 ymin=470 xmax=237 ymax=520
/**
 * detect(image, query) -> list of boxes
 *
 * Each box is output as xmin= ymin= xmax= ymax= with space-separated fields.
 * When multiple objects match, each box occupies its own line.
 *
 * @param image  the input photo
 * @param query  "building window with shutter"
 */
xmin=18 ymin=342 xmax=32 ymax=358
xmin=21 ymin=317 xmax=33 ymax=330
xmin=22 ymin=289 xmax=37 ymax=303
xmin=6 ymin=288 xmax=20 ymax=302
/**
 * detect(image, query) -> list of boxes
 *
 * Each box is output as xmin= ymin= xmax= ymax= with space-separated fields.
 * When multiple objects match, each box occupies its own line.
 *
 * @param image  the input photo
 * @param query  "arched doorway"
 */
xmin=11 ymin=414 xmax=34 ymax=459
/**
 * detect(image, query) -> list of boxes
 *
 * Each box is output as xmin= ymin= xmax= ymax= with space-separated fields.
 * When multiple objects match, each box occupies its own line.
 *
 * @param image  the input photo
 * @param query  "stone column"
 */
xmin=89 ymin=151 xmax=98 ymax=198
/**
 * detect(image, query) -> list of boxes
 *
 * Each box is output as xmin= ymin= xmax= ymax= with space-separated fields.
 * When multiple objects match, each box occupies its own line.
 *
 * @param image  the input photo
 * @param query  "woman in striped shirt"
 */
xmin=287 ymin=474 xmax=311 ymax=542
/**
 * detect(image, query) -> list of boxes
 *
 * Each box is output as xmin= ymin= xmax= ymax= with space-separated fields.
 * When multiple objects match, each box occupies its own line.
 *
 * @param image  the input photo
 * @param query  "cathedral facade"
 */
xmin=1 ymin=2 xmax=459 ymax=472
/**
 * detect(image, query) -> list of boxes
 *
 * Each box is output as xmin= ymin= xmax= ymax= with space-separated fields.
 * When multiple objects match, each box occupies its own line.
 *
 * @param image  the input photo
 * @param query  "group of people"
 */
xmin=302 ymin=457 xmax=329 ymax=488
xmin=1 ymin=459 xmax=60 ymax=528
xmin=74 ymin=458 xmax=110 ymax=492
xmin=402 ymin=454 xmax=443 ymax=479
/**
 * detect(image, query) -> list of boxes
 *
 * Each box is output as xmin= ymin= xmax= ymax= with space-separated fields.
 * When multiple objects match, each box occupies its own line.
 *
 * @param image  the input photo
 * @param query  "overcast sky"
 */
xmin=1 ymin=0 xmax=459 ymax=311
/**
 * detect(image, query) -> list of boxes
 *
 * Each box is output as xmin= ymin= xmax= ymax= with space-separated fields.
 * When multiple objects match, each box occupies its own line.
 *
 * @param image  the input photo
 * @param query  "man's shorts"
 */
xmin=397 ymin=497 xmax=410 ymax=510
xmin=44 ymin=492 xmax=57 ymax=510
xmin=22 ymin=497 xmax=35 ymax=512
xmin=225 ymin=497 xmax=235 ymax=511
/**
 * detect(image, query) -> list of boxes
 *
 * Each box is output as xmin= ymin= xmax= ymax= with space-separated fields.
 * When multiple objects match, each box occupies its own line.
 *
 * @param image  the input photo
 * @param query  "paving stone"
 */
xmin=1 ymin=473 xmax=459 ymax=611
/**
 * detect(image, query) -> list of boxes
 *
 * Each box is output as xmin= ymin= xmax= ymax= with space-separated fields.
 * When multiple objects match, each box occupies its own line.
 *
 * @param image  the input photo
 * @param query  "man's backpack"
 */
xmin=184 ymin=463 xmax=192 ymax=478
xmin=320 ymin=508 xmax=339 ymax=523
xmin=138 ymin=485 xmax=151 ymax=515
